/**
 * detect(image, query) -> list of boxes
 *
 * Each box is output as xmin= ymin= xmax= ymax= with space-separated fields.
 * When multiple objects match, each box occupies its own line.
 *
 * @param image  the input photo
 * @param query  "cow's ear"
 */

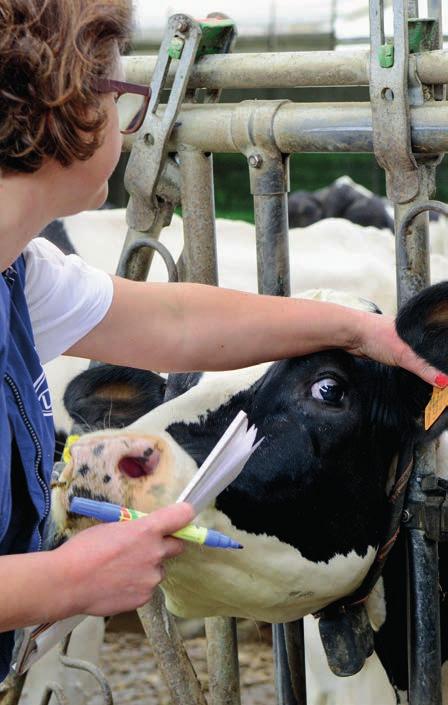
xmin=396 ymin=281 xmax=448 ymax=374
xmin=63 ymin=364 xmax=166 ymax=430
xmin=396 ymin=282 xmax=448 ymax=441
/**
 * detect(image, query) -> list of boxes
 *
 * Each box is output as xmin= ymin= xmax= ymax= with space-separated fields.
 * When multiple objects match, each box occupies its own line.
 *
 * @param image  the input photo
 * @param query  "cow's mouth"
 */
xmin=118 ymin=448 xmax=161 ymax=478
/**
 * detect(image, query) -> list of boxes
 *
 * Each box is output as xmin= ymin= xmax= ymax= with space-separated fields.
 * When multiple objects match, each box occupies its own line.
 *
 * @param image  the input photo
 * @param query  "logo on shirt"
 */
xmin=34 ymin=371 xmax=53 ymax=417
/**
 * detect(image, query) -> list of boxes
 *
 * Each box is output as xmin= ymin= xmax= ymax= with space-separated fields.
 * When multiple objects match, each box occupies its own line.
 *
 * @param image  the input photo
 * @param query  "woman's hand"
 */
xmin=345 ymin=311 xmax=448 ymax=388
xmin=55 ymin=502 xmax=194 ymax=617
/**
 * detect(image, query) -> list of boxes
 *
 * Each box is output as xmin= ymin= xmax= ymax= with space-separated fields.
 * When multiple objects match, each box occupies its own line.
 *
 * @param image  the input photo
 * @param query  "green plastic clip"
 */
xmin=408 ymin=18 xmax=438 ymax=54
xmin=196 ymin=17 xmax=236 ymax=60
xmin=168 ymin=36 xmax=185 ymax=60
xmin=378 ymin=42 xmax=394 ymax=68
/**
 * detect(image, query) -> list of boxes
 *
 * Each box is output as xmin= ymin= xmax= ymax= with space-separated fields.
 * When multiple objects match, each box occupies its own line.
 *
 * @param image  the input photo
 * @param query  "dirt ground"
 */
xmin=91 ymin=628 xmax=276 ymax=705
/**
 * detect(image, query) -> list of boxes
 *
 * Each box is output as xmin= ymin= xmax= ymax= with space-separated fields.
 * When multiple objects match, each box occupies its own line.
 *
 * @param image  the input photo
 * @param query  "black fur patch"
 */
xmin=396 ymin=281 xmax=448 ymax=375
xmin=39 ymin=219 xmax=77 ymax=255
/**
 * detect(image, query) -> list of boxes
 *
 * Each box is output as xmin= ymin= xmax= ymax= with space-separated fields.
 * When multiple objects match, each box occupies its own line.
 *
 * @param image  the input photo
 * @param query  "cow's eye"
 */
xmin=311 ymin=378 xmax=345 ymax=404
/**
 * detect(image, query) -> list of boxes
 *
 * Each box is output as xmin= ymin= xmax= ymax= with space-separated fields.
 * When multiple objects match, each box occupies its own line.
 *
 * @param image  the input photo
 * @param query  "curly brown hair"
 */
xmin=0 ymin=0 xmax=132 ymax=174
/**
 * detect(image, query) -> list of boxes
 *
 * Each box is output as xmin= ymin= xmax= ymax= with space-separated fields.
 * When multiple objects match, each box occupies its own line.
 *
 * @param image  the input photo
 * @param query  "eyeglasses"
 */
xmin=95 ymin=78 xmax=151 ymax=135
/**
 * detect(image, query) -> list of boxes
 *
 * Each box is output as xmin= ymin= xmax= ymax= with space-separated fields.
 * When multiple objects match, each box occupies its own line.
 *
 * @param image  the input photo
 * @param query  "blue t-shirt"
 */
xmin=0 ymin=258 xmax=55 ymax=679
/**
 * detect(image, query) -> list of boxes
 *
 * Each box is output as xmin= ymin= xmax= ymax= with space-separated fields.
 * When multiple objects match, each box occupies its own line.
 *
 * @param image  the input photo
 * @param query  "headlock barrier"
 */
xmin=5 ymin=1 xmax=448 ymax=703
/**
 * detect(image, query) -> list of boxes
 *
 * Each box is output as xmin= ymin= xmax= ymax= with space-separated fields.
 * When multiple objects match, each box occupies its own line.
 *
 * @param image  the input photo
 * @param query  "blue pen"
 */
xmin=70 ymin=497 xmax=243 ymax=549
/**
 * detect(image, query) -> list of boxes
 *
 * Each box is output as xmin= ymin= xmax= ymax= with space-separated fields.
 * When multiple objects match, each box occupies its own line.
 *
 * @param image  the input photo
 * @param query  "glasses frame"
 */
xmin=95 ymin=78 xmax=152 ymax=135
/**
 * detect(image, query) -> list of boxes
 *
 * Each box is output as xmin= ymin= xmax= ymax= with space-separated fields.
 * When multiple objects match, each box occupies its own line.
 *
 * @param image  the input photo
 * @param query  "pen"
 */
xmin=69 ymin=496 xmax=243 ymax=549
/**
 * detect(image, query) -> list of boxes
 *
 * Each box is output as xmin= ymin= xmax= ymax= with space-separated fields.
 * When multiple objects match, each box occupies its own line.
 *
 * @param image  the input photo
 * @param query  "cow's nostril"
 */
xmin=118 ymin=449 xmax=160 ymax=479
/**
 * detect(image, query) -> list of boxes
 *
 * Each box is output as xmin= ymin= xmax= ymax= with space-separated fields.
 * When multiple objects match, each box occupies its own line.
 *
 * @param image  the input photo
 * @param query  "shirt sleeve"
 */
xmin=23 ymin=237 xmax=114 ymax=364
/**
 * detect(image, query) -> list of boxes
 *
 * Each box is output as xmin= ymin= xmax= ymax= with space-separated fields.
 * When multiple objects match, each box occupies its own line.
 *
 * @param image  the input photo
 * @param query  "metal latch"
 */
xmin=402 ymin=476 xmax=448 ymax=542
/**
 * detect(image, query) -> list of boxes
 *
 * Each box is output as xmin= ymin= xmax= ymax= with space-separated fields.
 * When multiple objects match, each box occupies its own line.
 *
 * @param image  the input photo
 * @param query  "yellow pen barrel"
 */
xmin=172 ymin=524 xmax=208 ymax=545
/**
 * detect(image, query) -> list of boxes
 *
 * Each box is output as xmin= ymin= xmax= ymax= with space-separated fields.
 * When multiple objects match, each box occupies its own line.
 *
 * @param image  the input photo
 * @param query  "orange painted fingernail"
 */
xmin=435 ymin=373 xmax=448 ymax=388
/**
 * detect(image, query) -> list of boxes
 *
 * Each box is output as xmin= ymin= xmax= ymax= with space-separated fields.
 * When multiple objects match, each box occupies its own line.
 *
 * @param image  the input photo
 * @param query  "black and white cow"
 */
xmin=288 ymin=177 xmax=394 ymax=230
xmin=50 ymin=282 xmax=448 ymax=702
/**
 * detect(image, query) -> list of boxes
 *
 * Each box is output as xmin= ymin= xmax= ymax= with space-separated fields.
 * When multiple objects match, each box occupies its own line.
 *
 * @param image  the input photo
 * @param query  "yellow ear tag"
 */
xmin=62 ymin=434 xmax=80 ymax=464
xmin=424 ymin=387 xmax=448 ymax=430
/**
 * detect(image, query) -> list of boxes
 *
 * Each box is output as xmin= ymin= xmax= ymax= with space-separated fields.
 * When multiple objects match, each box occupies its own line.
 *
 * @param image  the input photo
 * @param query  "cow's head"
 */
xmin=49 ymin=284 xmax=448 ymax=623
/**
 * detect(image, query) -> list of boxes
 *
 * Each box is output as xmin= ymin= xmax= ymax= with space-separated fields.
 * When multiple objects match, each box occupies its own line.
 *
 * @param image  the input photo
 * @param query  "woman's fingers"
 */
xmin=163 ymin=536 xmax=186 ymax=558
xmin=144 ymin=502 xmax=195 ymax=535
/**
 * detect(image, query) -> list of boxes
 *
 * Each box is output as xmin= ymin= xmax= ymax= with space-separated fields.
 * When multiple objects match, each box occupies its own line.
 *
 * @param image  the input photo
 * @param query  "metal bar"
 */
xmin=395 ymin=199 xmax=430 ymax=305
xmin=273 ymin=624 xmax=300 ymax=705
xmin=428 ymin=0 xmax=442 ymax=17
xmin=124 ymin=15 xmax=201 ymax=232
xmin=246 ymin=142 xmax=296 ymax=699
xmin=137 ymin=588 xmax=208 ymax=705
xmin=205 ymin=617 xmax=241 ymax=705
xmin=408 ymin=0 xmax=419 ymax=17
xmin=395 ymin=192 xmax=442 ymax=704
xmin=406 ymin=445 xmax=442 ymax=705
xmin=178 ymin=148 xmax=218 ymax=285
xmin=123 ymin=50 xmax=448 ymax=89
xmin=123 ymin=102 xmax=448 ymax=155
xmin=178 ymin=147 xmax=242 ymax=705
xmin=253 ymin=193 xmax=290 ymax=296
xmin=426 ymin=0 xmax=445 ymax=100
xmin=370 ymin=0 xmax=419 ymax=203
xmin=284 ymin=621 xmax=307 ymax=705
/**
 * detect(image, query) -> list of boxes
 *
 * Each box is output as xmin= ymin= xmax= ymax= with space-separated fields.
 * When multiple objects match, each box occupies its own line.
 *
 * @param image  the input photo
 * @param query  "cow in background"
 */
xmin=288 ymin=176 xmax=394 ymax=230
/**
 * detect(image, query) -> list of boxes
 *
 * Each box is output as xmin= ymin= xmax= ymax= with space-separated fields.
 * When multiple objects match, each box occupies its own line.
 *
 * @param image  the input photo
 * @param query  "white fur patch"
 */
xmin=162 ymin=506 xmax=376 ymax=622
xmin=129 ymin=363 xmax=271 ymax=433
xmin=366 ymin=578 xmax=386 ymax=632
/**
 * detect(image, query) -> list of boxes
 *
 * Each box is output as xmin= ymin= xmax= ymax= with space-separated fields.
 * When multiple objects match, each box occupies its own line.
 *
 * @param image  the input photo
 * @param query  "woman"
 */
xmin=0 ymin=0 xmax=444 ymax=681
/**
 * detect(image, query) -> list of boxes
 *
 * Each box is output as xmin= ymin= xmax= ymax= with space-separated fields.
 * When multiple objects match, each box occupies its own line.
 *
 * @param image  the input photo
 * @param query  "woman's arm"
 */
xmin=67 ymin=277 xmax=446 ymax=388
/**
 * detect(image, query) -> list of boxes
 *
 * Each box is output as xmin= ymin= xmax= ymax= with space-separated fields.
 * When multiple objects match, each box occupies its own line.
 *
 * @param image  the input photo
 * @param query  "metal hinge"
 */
xmin=402 ymin=476 xmax=448 ymax=541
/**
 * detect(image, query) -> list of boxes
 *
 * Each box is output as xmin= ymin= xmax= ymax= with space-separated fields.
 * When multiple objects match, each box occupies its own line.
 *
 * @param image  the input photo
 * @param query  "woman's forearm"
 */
xmin=70 ymin=279 xmax=363 ymax=370
xmin=176 ymin=284 xmax=361 ymax=369
xmin=0 ymin=550 xmax=74 ymax=631
xmin=69 ymin=278 xmax=445 ymax=388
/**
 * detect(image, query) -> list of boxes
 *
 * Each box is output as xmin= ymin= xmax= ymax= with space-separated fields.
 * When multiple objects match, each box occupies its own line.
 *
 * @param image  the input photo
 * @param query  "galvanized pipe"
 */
xmin=123 ymin=102 xmax=448 ymax=155
xmin=395 ymin=194 xmax=442 ymax=705
xmin=273 ymin=623 xmax=301 ymax=705
xmin=395 ymin=201 xmax=430 ymax=305
xmin=123 ymin=50 xmax=448 ymax=89
xmin=137 ymin=589 xmax=208 ymax=705
xmin=177 ymin=147 xmax=243 ymax=705
xmin=205 ymin=617 xmax=241 ymax=705
xmin=178 ymin=147 xmax=218 ymax=285
xmin=406 ymin=480 xmax=442 ymax=705
xmin=284 ymin=621 xmax=307 ymax=705
xmin=253 ymin=193 xmax=290 ymax=296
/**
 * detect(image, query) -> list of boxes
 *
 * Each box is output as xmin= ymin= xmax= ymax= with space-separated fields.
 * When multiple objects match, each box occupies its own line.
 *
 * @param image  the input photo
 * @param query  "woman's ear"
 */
xmin=396 ymin=281 xmax=448 ymax=374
